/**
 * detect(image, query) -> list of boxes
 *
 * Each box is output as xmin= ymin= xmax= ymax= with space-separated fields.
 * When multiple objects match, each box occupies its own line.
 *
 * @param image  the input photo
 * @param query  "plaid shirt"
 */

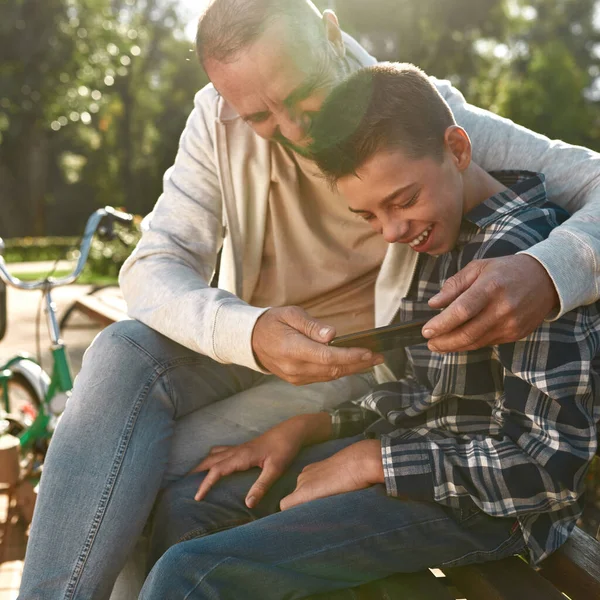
xmin=330 ymin=172 xmax=600 ymax=564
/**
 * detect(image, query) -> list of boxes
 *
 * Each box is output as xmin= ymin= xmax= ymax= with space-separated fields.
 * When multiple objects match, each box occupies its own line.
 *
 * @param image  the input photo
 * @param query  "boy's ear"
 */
xmin=444 ymin=126 xmax=471 ymax=172
xmin=323 ymin=10 xmax=345 ymax=58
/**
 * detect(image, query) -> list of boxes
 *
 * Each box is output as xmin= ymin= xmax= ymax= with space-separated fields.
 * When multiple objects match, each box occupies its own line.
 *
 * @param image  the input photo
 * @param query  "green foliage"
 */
xmin=0 ymin=0 xmax=207 ymax=237
xmin=316 ymin=0 xmax=600 ymax=151
xmin=1 ymin=0 xmax=600 ymax=238
xmin=328 ymin=0 xmax=508 ymax=87
xmin=85 ymin=224 xmax=141 ymax=277
xmin=494 ymin=41 xmax=594 ymax=144
xmin=469 ymin=0 xmax=600 ymax=149
xmin=4 ymin=223 xmax=140 ymax=280
xmin=3 ymin=237 xmax=79 ymax=263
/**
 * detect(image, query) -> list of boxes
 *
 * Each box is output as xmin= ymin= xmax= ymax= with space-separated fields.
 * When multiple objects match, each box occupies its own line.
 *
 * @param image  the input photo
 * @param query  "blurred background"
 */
xmin=1 ymin=0 xmax=599 ymax=240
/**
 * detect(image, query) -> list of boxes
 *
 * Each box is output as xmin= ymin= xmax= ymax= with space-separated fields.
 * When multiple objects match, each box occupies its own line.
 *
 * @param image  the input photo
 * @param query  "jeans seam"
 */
xmin=63 ymin=364 xmax=164 ymax=599
xmin=271 ymin=516 xmax=449 ymax=567
xmin=63 ymin=346 xmax=210 ymax=599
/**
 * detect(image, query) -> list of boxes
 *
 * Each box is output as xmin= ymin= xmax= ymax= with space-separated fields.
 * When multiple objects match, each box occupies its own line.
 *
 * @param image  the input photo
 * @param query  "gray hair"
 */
xmin=195 ymin=0 xmax=325 ymax=64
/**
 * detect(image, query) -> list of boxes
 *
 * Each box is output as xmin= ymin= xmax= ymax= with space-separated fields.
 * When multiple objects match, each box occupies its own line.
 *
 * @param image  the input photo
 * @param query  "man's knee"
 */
xmin=69 ymin=320 xmax=190 ymax=419
xmin=84 ymin=320 xmax=177 ymax=364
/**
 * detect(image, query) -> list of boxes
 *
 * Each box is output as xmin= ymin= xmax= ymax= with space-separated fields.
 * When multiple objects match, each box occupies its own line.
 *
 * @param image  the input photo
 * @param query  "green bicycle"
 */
xmin=0 ymin=206 xmax=133 ymax=475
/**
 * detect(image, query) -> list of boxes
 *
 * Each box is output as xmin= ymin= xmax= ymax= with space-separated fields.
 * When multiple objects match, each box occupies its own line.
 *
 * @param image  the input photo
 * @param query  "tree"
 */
xmin=317 ymin=0 xmax=508 ymax=87
xmin=0 ymin=0 xmax=207 ymax=236
xmin=471 ymin=0 xmax=600 ymax=149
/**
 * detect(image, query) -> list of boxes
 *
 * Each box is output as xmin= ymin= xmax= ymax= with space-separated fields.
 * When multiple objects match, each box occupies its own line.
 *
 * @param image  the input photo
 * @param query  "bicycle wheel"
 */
xmin=0 ymin=373 xmax=42 ymax=427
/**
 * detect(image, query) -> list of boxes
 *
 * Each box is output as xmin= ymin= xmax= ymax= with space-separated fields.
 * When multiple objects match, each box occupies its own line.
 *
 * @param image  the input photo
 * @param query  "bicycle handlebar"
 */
xmin=0 ymin=206 xmax=134 ymax=291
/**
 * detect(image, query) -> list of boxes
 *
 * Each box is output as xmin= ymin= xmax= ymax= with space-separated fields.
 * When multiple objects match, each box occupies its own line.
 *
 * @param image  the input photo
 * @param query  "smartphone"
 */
xmin=328 ymin=319 xmax=428 ymax=353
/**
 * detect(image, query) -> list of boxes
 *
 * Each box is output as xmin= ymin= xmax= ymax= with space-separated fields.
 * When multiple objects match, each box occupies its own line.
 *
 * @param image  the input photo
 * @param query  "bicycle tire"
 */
xmin=0 ymin=279 xmax=6 ymax=341
xmin=0 ymin=372 xmax=42 ymax=427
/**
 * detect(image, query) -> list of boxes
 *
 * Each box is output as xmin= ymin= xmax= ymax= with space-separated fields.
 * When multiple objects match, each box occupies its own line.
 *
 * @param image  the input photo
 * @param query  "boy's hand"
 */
xmin=424 ymin=255 xmax=558 ymax=352
xmin=252 ymin=306 xmax=384 ymax=385
xmin=280 ymin=439 xmax=384 ymax=511
xmin=192 ymin=413 xmax=332 ymax=508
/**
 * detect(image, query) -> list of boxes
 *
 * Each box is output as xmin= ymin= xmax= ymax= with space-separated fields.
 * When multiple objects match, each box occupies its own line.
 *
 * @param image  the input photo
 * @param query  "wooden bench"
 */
xmin=307 ymin=524 xmax=600 ymax=599
xmin=60 ymin=285 xmax=128 ymax=329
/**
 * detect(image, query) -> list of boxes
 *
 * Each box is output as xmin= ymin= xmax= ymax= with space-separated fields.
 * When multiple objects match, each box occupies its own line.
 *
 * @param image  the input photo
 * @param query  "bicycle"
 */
xmin=0 ymin=206 xmax=134 ymax=478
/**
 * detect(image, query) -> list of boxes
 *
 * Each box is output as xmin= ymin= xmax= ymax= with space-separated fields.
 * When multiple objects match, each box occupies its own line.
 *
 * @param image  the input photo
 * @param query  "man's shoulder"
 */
xmin=461 ymin=173 xmax=569 ymax=263
xmin=193 ymin=83 xmax=221 ymax=117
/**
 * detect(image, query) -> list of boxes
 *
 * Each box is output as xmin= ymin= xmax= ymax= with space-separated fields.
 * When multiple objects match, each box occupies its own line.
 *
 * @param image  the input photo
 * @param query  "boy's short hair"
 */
xmin=311 ymin=63 xmax=456 ymax=184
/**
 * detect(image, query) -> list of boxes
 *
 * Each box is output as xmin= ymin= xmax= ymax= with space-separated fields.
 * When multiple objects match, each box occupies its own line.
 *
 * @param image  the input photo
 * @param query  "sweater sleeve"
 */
xmin=433 ymin=77 xmax=600 ymax=316
xmin=119 ymin=85 xmax=267 ymax=371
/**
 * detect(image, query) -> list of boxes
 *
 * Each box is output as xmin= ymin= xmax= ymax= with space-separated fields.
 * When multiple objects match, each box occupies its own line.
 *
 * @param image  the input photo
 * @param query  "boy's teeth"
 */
xmin=409 ymin=226 xmax=432 ymax=248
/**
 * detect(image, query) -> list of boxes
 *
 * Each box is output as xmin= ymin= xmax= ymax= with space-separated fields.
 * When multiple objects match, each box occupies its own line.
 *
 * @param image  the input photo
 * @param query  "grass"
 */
xmin=11 ymin=270 xmax=118 ymax=286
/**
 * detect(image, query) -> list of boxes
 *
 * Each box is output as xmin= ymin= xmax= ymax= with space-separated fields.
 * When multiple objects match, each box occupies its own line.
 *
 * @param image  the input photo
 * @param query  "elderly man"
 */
xmin=19 ymin=1 xmax=600 ymax=599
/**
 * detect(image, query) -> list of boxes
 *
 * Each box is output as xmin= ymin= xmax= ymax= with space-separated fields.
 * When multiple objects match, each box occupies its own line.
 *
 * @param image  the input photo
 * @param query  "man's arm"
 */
xmin=423 ymin=80 xmax=600 ymax=351
xmin=119 ymin=85 xmax=267 ymax=371
xmin=441 ymin=79 xmax=600 ymax=314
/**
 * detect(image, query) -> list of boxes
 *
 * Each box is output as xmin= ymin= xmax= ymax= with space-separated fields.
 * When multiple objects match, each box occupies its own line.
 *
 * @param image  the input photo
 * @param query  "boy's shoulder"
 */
xmin=459 ymin=171 xmax=569 ymax=265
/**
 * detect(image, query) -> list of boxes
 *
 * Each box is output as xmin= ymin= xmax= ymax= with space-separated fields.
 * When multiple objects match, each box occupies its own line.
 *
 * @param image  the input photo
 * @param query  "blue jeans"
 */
xmin=18 ymin=321 xmax=374 ymax=600
xmin=141 ymin=436 xmax=526 ymax=600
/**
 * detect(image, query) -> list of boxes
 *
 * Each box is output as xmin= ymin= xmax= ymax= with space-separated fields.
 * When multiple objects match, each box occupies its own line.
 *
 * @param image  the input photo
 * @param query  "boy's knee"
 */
xmin=150 ymin=476 xmax=204 ymax=563
xmin=143 ymin=544 xmax=192 ymax=596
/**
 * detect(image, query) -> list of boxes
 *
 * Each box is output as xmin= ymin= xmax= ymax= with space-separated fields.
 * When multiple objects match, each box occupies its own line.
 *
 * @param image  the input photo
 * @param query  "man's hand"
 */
xmin=280 ymin=439 xmax=384 ymax=511
xmin=422 ymin=255 xmax=558 ymax=353
xmin=252 ymin=306 xmax=384 ymax=385
xmin=192 ymin=413 xmax=332 ymax=508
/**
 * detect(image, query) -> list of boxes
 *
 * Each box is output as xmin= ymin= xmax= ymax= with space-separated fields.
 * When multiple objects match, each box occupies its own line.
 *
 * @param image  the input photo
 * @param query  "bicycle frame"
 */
xmin=0 ymin=288 xmax=74 ymax=450
xmin=0 ymin=207 xmax=133 ymax=454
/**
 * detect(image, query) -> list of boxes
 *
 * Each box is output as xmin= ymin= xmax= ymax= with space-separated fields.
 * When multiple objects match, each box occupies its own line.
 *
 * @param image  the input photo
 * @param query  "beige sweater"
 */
xmin=120 ymin=32 xmax=600 ymax=377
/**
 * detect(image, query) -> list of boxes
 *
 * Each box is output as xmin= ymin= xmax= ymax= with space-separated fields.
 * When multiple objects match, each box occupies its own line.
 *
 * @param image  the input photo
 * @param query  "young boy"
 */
xmin=138 ymin=64 xmax=600 ymax=600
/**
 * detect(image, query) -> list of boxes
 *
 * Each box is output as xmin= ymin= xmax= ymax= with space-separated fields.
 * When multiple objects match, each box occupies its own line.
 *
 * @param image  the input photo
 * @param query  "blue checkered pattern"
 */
xmin=330 ymin=172 xmax=600 ymax=564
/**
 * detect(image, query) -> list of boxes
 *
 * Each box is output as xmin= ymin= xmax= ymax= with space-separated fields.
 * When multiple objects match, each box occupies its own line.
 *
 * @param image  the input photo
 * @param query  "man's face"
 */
xmin=205 ymin=21 xmax=345 ymax=153
xmin=337 ymin=148 xmax=466 ymax=255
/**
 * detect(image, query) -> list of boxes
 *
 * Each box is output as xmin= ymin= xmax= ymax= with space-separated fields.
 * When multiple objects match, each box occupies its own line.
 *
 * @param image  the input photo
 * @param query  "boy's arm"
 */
xmin=437 ymin=78 xmax=600 ymax=316
xmin=379 ymin=308 xmax=600 ymax=522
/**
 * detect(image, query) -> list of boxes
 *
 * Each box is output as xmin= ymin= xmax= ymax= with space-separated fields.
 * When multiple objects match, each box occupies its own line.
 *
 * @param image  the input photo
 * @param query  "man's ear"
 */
xmin=444 ymin=126 xmax=471 ymax=172
xmin=323 ymin=10 xmax=345 ymax=58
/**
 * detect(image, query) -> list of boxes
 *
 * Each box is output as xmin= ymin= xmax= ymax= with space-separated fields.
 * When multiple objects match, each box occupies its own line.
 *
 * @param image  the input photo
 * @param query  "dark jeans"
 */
xmin=141 ymin=436 xmax=526 ymax=599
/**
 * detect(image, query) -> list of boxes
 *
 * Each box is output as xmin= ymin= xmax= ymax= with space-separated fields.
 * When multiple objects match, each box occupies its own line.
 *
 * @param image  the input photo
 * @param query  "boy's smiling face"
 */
xmin=336 ymin=132 xmax=470 ymax=256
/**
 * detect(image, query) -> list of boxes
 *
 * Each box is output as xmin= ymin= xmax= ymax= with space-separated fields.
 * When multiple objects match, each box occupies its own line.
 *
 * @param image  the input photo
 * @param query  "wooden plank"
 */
xmin=539 ymin=526 xmax=600 ymax=600
xmin=73 ymin=294 xmax=128 ymax=327
xmin=308 ymin=570 xmax=455 ymax=600
xmin=444 ymin=556 xmax=565 ymax=600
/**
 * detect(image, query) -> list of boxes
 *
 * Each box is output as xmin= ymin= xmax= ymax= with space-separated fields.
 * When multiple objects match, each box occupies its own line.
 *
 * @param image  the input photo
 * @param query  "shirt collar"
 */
xmin=463 ymin=171 xmax=547 ymax=229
